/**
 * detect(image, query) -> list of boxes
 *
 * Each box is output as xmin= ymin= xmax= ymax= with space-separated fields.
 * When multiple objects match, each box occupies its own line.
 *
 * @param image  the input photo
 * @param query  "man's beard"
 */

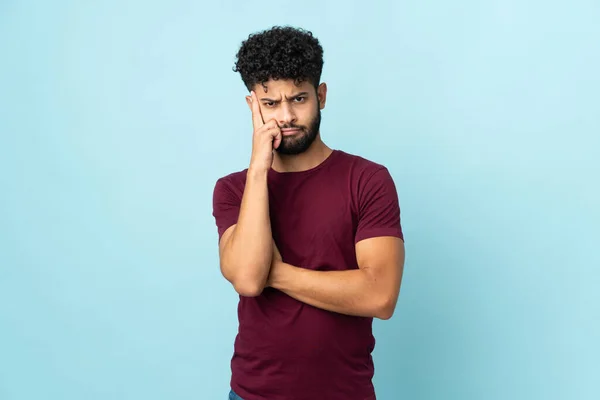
xmin=276 ymin=108 xmax=321 ymax=155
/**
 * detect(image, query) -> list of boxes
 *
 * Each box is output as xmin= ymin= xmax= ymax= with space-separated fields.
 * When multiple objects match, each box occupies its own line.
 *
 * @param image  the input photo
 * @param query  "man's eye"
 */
xmin=265 ymin=102 xmax=275 ymax=107
xmin=294 ymin=97 xmax=306 ymax=103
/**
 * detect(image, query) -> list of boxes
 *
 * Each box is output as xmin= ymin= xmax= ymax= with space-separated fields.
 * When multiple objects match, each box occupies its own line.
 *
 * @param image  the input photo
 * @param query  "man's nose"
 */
xmin=278 ymin=102 xmax=297 ymax=127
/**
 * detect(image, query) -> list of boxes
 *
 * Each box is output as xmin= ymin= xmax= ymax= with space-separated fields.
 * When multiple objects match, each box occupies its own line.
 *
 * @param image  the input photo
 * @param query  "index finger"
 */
xmin=250 ymin=91 xmax=264 ymax=130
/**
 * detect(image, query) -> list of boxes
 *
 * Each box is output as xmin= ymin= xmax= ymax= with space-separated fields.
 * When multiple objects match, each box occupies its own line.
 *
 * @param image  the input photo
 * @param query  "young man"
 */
xmin=212 ymin=26 xmax=405 ymax=400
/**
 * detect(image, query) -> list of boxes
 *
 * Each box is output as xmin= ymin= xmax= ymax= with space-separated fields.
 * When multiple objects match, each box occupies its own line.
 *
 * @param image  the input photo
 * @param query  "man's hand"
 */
xmin=247 ymin=91 xmax=282 ymax=173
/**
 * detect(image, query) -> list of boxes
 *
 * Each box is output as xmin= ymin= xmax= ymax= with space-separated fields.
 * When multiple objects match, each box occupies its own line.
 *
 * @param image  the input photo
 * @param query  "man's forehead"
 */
xmin=258 ymin=79 xmax=313 ymax=93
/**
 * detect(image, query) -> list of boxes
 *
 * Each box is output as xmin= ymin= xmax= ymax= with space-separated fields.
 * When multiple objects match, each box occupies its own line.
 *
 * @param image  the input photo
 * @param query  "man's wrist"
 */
xmin=247 ymin=165 xmax=270 ymax=179
xmin=270 ymin=260 xmax=291 ymax=290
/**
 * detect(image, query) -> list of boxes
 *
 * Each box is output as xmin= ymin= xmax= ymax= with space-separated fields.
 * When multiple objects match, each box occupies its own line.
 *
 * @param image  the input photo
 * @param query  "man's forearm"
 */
xmin=222 ymin=168 xmax=273 ymax=296
xmin=268 ymin=261 xmax=395 ymax=319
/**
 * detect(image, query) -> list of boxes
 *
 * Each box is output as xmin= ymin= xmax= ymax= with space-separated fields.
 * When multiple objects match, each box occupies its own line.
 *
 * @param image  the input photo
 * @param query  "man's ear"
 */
xmin=317 ymin=82 xmax=328 ymax=110
xmin=245 ymin=95 xmax=252 ymax=111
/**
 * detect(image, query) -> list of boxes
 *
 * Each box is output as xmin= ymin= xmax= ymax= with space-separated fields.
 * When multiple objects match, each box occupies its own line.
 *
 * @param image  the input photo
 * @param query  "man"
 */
xmin=212 ymin=26 xmax=405 ymax=400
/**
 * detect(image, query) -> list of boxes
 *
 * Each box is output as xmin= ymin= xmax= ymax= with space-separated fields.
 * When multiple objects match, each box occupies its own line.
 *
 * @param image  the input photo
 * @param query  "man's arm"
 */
xmin=217 ymin=91 xmax=283 ymax=297
xmin=268 ymin=236 xmax=405 ymax=319
xmin=218 ymin=169 xmax=272 ymax=297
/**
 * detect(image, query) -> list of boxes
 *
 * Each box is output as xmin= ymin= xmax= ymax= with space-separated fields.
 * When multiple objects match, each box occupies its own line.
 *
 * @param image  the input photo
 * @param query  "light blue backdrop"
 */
xmin=1 ymin=1 xmax=598 ymax=399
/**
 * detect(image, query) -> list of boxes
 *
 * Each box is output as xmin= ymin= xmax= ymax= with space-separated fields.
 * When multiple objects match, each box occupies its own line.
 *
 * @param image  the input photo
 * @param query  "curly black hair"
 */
xmin=233 ymin=26 xmax=324 ymax=91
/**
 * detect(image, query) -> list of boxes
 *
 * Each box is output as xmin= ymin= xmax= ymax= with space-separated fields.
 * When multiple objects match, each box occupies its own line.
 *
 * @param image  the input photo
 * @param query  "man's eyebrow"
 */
xmin=261 ymin=92 xmax=310 ymax=102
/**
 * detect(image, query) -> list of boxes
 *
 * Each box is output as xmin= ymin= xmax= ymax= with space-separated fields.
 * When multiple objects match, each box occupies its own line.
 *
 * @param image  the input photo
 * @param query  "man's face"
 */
xmin=248 ymin=79 xmax=327 ymax=155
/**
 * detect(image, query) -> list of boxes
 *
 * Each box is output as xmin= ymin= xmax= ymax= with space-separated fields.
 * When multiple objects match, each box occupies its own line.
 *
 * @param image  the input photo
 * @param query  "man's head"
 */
xmin=234 ymin=26 xmax=326 ymax=155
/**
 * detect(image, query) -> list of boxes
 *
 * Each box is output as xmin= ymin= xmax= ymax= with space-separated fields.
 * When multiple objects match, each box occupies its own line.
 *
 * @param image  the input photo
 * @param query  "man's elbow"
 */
xmin=374 ymin=294 xmax=398 ymax=320
xmin=228 ymin=266 xmax=267 ymax=297
xmin=233 ymin=280 xmax=265 ymax=297
xmin=221 ymin=260 xmax=268 ymax=297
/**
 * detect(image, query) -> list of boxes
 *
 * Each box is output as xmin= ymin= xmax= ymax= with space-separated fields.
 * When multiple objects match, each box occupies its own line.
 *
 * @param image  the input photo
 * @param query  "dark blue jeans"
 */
xmin=228 ymin=389 xmax=243 ymax=400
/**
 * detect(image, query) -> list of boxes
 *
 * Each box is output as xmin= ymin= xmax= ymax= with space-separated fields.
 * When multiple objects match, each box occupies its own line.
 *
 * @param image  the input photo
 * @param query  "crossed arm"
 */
xmin=267 ymin=236 xmax=405 ymax=320
xmin=219 ymin=220 xmax=404 ymax=319
xmin=215 ymin=166 xmax=405 ymax=319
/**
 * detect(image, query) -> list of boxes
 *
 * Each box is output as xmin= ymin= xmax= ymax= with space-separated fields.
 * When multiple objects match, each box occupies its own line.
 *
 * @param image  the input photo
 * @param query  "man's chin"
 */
xmin=276 ymin=137 xmax=305 ymax=154
xmin=276 ymin=144 xmax=309 ymax=155
xmin=276 ymin=146 xmax=305 ymax=155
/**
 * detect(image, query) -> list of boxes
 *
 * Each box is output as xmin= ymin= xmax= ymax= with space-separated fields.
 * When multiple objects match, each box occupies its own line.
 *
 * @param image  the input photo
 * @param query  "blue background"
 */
xmin=1 ymin=1 xmax=598 ymax=399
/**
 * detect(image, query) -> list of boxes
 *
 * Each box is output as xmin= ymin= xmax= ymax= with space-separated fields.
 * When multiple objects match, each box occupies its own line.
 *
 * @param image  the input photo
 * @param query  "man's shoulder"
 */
xmin=214 ymin=168 xmax=248 ymax=191
xmin=335 ymin=149 xmax=389 ymax=177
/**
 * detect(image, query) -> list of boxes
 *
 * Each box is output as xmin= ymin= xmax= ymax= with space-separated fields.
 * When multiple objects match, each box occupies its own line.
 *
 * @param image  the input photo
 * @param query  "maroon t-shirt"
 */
xmin=212 ymin=149 xmax=404 ymax=400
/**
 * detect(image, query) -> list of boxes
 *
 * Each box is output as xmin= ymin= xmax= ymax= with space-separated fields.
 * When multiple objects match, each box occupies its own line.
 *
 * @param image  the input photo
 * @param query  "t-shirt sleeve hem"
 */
xmin=218 ymin=221 xmax=236 ymax=242
xmin=355 ymin=228 xmax=404 ymax=244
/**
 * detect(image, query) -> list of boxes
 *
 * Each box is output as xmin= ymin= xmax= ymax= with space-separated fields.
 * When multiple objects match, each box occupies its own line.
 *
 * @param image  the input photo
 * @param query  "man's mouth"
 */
xmin=281 ymin=128 xmax=302 ymax=136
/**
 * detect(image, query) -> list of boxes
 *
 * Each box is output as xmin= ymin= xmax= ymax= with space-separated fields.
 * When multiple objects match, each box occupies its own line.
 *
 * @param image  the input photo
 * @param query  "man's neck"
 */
xmin=271 ymin=139 xmax=332 ymax=173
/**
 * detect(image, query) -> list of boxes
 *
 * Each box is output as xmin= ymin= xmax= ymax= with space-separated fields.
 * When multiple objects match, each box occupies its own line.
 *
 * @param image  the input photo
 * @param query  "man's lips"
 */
xmin=281 ymin=128 xmax=301 ymax=136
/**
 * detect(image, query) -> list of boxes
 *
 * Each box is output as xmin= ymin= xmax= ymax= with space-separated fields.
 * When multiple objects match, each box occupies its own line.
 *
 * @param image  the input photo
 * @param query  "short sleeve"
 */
xmin=354 ymin=167 xmax=404 ymax=244
xmin=212 ymin=178 xmax=241 ymax=241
